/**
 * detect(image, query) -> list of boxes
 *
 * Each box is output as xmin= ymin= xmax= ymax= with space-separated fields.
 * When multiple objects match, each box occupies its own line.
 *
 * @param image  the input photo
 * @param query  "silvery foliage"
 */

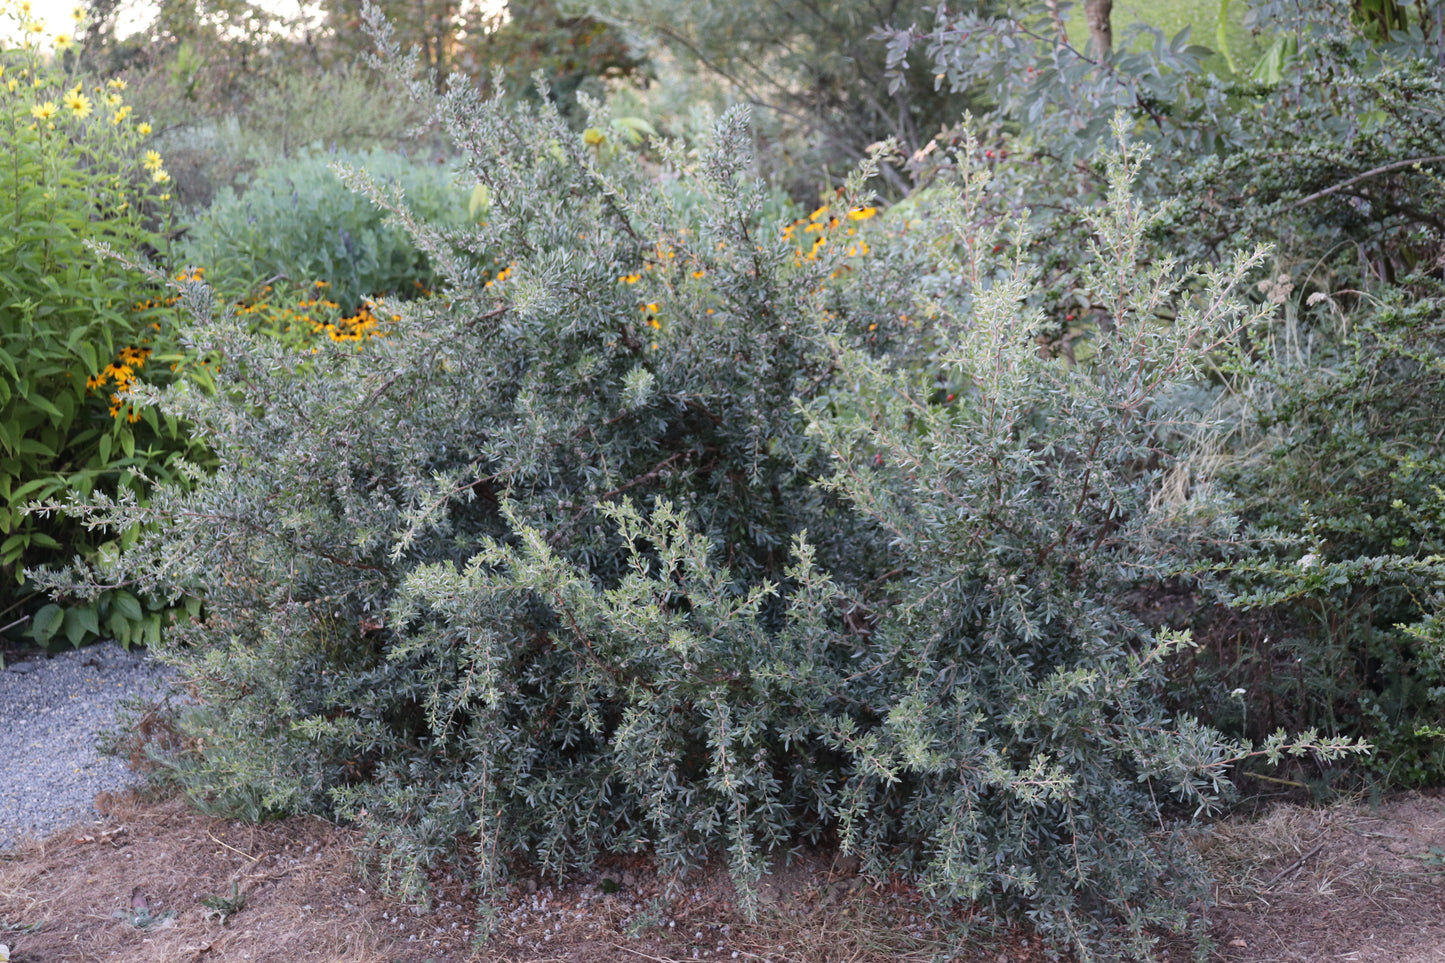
xmin=798 ymin=123 xmax=1365 ymax=957
xmin=33 ymin=0 xmax=883 ymax=895
xmin=31 ymin=21 xmax=1369 ymax=963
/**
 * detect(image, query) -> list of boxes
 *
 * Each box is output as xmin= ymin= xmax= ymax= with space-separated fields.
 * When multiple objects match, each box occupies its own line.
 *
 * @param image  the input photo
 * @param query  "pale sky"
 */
xmin=8 ymin=0 xmax=506 ymax=48
xmin=4 ymin=1 xmax=322 ymax=47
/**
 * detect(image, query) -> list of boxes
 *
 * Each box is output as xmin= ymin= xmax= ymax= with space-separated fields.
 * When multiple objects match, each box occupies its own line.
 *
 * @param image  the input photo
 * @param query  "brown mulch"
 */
xmin=4 ymin=788 xmax=1444 ymax=962
xmin=1195 ymin=790 xmax=1445 ymax=962
xmin=0 ymin=791 xmax=1046 ymax=963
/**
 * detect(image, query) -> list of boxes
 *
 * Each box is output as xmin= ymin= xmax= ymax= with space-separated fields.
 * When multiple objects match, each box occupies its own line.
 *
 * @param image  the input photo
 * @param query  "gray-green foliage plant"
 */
xmin=796 ymin=126 xmax=1365 ymax=955
xmin=179 ymin=147 xmax=467 ymax=312
xmin=35 ymin=0 xmax=879 ymax=880
xmin=878 ymin=0 xmax=1445 ymax=793
xmin=33 ymin=20 xmax=1367 ymax=961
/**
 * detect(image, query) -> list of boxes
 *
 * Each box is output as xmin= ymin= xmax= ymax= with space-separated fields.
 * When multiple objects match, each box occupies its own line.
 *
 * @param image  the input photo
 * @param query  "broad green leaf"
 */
xmin=63 ymin=607 xmax=89 ymax=647
xmin=112 ymin=590 xmax=144 ymax=623
xmin=31 ymin=603 xmax=63 ymax=644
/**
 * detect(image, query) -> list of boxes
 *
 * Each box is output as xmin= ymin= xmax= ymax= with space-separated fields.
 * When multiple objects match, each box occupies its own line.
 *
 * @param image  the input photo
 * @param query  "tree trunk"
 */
xmin=1085 ymin=0 xmax=1113 ymax=56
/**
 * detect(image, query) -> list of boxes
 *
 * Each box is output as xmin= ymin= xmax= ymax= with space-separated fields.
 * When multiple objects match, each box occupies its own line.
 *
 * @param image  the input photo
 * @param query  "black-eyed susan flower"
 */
xmin=847 ymin=206 xmax=877 ymax=221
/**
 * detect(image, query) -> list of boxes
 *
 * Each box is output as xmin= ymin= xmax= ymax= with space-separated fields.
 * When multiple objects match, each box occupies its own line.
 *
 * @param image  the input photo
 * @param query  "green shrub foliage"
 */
xmin=35 ymin=21 xmax=1365 ymax=960
xmin=1159 ymin=7 xmax=1445 ymax=785
xmin=179 ymin=147 xmax=468 ymax=313
xmin=1212 ymin=284 xmax=1445 ymax=787
xmin=881 ymin=0 xmax=1445 ymax=790
xmin=797 ymin=136 xmax=1354 ymax=951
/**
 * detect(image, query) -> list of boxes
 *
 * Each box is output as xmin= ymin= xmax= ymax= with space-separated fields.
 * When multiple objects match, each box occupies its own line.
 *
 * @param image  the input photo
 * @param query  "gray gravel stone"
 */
xmin=0 ymin=642 xmax=177 ymax=849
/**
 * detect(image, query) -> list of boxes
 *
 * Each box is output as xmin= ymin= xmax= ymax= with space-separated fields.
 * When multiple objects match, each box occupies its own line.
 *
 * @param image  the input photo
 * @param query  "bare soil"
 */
xmin=1 ymin=789 xmax=1442 ymax=963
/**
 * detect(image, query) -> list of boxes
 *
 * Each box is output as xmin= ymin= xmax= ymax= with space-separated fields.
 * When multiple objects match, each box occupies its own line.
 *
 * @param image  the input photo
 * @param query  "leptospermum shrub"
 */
xmin=36 ymin=19 xmax=1365 ymax=959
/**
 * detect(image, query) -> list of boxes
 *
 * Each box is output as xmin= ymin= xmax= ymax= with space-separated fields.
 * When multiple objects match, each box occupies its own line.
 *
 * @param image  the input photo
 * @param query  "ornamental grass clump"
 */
xmin=32 ymin=16 xmax=1366 ymax=960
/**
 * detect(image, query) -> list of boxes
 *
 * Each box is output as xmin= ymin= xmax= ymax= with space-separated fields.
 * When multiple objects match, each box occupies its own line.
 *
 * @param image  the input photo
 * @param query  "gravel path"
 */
xmin=0 ymin=643 xmax=176 ymax=850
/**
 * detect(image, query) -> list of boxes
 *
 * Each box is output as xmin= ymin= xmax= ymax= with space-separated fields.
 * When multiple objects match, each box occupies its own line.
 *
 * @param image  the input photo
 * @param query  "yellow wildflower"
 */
xmin=63 ymin=89 xmax=90 ymax=118
xmin=151 ymin=168 xmax=169 ymax=184
xmin=137 ymin=122 xmax=152 ymax=136
xmin=111 ymin=105 xmax=131 ymax=124
xmin=107 ymin=78 xmax=127 ymax=90
xmin=52 ymin=33 xmax=73 ymax=51
xmin=619 ymin=273 xmax=641 ymax=284
xmin=72 ymin=6 xmax=87 ymax=21
xmin=142 ymin=149 xmax=163 ymax=171
xmin=847 ymin=206 xmax=877 ymax=221
xmin=30 ymin=101 xmax=57 ymax=121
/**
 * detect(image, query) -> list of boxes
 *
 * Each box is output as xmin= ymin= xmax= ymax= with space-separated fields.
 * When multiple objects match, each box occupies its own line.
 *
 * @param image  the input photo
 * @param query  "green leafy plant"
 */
xmin=877 ymin=0 xmax=1445 ymax=793
xmin=200 ymin=881 xmax=245 ymax=924
xmin=1214 ymin=288 xmax=1445 ymax=788
xmin=1 ymin=4 xmax=202 ymax=650
xmin=794 ymin=123 xmax=1366 ymax=956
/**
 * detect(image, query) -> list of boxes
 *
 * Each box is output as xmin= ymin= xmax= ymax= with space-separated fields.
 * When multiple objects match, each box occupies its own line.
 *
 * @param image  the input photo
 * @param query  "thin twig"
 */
xmin=0 ymin=614 xmax=31 ymax=634
xmin=206 ymin=831 xmax=264 ymax=863
xmin=1283 ymin=155 xmax=1445 ymax=210
xmin=1263 ymin=841 xmax=1326 ymax=890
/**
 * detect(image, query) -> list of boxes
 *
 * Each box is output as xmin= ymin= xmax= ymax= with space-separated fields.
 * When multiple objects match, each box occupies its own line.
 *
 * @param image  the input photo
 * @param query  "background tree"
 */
xmin=1085 ymin=0 xmax=1113 ymax=53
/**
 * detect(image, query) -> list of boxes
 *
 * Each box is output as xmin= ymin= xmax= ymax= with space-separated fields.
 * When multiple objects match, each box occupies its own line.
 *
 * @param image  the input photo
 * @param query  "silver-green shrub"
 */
xmin=34 ymin=20 xmax=1366 ymax=961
